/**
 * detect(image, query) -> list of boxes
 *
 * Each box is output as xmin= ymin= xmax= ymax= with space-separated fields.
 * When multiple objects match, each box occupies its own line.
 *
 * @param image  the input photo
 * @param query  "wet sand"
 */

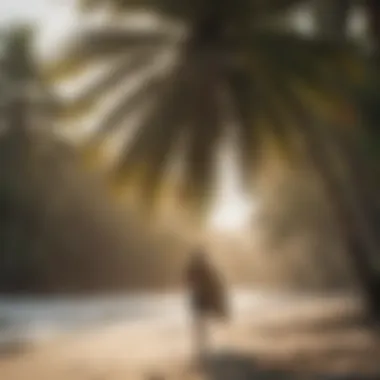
xmin=0 ymin=294 xmax=379 ymax=380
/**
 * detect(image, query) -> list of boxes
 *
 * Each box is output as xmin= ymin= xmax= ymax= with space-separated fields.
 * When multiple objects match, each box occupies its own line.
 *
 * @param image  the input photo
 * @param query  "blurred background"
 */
xmin=1 ymin=1 xmax=380 ymax=379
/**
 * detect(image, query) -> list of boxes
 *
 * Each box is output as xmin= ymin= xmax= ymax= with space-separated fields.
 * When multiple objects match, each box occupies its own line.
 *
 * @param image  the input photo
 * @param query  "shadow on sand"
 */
xmin=149 ymin=350 xmax=380 ymax=380
xmin=210 ymin=351 xmax=380 ymax=380
xmin=0 ymin=340 xmax=31 ymax=358
xmin=205 ymin=351 xmax=375 ymax=380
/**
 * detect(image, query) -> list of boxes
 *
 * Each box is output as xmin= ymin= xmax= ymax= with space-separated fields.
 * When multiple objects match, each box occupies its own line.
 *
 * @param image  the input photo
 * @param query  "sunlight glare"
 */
xmin=208 ymin=148 xmax=253 ymax=234
xmin=209 ymin=192 xmax=252 ymax=233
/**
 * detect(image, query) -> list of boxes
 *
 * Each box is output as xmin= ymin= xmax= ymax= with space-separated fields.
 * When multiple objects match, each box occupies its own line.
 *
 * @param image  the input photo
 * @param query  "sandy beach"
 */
xmin=0 ymin=293 xmax=379 ymax=380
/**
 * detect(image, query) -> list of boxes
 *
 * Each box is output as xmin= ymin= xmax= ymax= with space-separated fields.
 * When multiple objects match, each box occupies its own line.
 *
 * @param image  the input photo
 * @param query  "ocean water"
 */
xmin=0 ymin=289 xmax=358 ymax=347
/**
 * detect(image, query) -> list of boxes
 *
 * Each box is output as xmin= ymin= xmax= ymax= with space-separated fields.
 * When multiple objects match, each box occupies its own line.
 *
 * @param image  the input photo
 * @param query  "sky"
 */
xmin=0 ymin=0 xmax=78 ymax=59
xmin=0 ymin=0 xmax=52 ymax=23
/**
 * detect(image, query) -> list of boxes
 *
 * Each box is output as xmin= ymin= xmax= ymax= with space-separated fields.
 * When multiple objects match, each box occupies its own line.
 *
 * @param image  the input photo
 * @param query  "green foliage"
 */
xmin=79 ymin=0 xmax=303 ymax=20
xmin=47 ymin=0 xmax=374 ymax=217
xmin=358 ymin=73 xmax=380 ymax=159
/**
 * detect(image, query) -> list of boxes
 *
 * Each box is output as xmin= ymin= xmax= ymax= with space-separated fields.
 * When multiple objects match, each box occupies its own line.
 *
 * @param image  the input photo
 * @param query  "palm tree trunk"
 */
xmin=310 ymin=0 xmax=380 ymax=320
xmin=268 ymin=69 xmax=380 ymax=318
xmin=366 ymin=0 xmax=380 ymax=56
xmin=312 ymin=0 xmax=352 ymax=41
xmin=299 ymin=119 xmax=380 ymax=321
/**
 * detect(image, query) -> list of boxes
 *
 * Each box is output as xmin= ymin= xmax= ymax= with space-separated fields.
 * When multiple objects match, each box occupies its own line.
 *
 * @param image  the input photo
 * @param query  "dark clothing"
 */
xmin=186 ymin=254 xmax=228 ymax=319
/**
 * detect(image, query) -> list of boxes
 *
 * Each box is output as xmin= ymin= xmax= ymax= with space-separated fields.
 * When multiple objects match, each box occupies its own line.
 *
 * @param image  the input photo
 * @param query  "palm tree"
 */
xmin=365 ymin=0 xmax=380 ymax=55
xmin=49 ymin=0 xmax=365 ymax=204
xmin=312 ymin=0 xmax=352 ymax=41
xmin=0 ymin=25 xmax=60 ymax=291
xmin=311 ymin=2 xmax=380 ymax=283
xmin=311 ymin=0 xmax=380 ymax=268
xmin=0 ymin=25 xmax=56 ymax=135
xmin=48 ymin=0 xmax=380 ymax=319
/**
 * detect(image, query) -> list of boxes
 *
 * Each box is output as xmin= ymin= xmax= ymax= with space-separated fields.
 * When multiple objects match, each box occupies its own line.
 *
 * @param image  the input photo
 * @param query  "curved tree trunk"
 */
xmin=310 ymin=0 xmax=380 ymax=321
xmin=260 ymin=67 xmax=380 ymax=319
xmin=312 ymin=0 xmax=352 ymax=41
xmin=298 ymin=117 xmax=380 ymax=321
xmin=366 ymin=0 xmax=380 ymax=56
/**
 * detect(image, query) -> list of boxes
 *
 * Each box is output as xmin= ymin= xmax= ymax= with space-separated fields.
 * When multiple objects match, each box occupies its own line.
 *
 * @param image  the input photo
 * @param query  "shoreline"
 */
xmin=1 ymin=292 xmax=379 ymax=379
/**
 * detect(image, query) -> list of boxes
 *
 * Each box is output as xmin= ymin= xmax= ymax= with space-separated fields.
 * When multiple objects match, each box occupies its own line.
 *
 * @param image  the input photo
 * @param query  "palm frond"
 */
xmin=180 ymin=55 xmax=222 ymax=215
xmin=260 ymin=63 xmax=380 ymax=272
xmin=114 ymin=58 xmax=191 ymax=207
xmin=52 ymin=1 xmax=374 ymax=215
xmin=80 ymin=27 xmax=178 ymax=50
xmin=228 ymin=48 xmax=304 ymax=174
xmin=57 ymin=49 xmax=157 ymax=121
xmin=45 ymin=27 xmax=173 ymax=82
xmin=88 ymin=56 xmax=175 ymax=138
xmin=248 ymin=44 xmax=352 ymax=169
xmin=250 ymin=33 xmax=368 ymax=126
xmin=250 ymin=32 xmax=369 ymax=85
xmin=253 ymin=80 xmax=298 ymax=162
xmin=226 ymin=70 xmax=260 ymax=189
xmin=79 ymin=0 xmax=304 ymax=20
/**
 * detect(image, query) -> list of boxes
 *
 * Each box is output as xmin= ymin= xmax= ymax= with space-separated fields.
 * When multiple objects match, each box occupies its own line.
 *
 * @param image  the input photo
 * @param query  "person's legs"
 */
xmin=192 ymin=310 xmax=208 ymax=370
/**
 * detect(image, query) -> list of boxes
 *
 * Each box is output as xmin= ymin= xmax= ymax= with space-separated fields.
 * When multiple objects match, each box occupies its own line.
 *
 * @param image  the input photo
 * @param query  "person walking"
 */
xmin=185 ymin=247 xmax=228 ymax=369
